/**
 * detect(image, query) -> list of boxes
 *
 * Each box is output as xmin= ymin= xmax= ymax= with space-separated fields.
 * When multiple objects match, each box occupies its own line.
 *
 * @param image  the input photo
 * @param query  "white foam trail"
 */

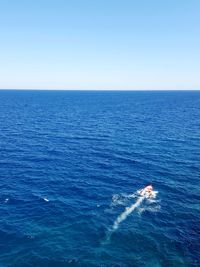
xmin=112 ymin=196 xmax=145 ymax=230
xmin=103 ymin=189 xmax=159 ymax=244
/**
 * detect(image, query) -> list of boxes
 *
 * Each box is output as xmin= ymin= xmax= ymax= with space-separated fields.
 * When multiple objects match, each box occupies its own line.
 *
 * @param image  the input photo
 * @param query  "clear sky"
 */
xmin=0 ymin=0 xmax=200 ymax=90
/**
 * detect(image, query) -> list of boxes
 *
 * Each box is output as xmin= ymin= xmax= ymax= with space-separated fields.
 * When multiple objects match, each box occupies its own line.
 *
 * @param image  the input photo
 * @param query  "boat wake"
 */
xmin=112 ymin=196 xmax=145 ymax=230
xmin=104 ymin=187 xmax=159 ymax=242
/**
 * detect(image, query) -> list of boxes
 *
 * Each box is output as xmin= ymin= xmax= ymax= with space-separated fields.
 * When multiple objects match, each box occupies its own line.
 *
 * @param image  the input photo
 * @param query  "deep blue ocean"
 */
xmin=0 ymin=90 xmax=199 ymax=267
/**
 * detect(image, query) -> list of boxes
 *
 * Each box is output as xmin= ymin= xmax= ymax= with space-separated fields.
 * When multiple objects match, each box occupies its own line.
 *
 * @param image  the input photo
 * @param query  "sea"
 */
xmin=0 ymin=90 xmax=199 ymax=267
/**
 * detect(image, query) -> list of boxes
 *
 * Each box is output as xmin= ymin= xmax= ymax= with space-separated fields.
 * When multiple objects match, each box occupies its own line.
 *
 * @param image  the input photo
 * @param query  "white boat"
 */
xmin=138 ymin=185 xmax=154 ymax=198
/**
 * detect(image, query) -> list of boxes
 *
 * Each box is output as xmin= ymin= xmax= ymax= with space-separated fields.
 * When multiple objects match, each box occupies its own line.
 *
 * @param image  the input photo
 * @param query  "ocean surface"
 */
xmin=0 ymin=90 xmax=199 ymax=267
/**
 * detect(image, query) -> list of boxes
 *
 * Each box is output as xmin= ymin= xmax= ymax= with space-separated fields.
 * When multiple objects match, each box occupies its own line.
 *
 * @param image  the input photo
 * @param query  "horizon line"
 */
xmin=0 ymin=88 xmax=200 ymax=91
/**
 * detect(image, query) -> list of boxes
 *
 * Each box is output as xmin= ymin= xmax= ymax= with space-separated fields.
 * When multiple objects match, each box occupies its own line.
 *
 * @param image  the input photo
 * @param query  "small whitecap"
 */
xmin=68 ymin=259 xmax=77 ymax=264
xmin=43 ymin=198 xmax=49 ymax=202
xmin=4 ymin=198 xmax=9 ymax=203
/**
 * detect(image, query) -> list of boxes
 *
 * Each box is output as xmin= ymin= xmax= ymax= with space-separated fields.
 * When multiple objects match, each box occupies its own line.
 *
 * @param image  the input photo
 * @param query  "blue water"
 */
xmin=0 ymin=90 xmax=199 ymax=267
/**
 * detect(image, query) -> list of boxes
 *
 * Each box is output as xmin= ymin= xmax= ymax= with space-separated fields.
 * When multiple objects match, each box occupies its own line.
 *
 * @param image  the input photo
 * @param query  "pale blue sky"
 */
xmin=0 ymin=0 xmax=200 ymax=90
